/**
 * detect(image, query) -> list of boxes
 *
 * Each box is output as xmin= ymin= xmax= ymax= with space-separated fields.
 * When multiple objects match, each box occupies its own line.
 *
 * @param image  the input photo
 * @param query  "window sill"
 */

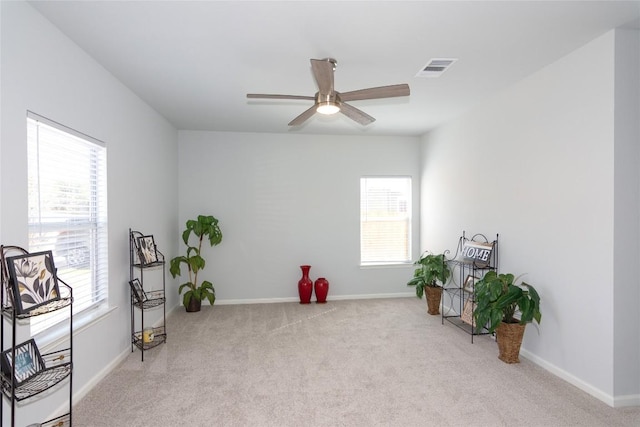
xmin=360 ymin=262 xmax=414 ymax=269
xmin=36 ymin=304 xmax=117 ymax=353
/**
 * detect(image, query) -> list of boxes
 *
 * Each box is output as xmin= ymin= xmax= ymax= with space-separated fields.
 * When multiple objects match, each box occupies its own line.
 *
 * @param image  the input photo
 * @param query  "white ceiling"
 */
xmin=29 ymin=1 xmax=640 ymax=137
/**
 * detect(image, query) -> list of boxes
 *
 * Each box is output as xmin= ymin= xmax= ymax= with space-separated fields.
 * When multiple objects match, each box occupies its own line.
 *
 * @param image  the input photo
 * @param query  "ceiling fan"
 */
xmin=247 ymin=58 xmax=410 ymax=126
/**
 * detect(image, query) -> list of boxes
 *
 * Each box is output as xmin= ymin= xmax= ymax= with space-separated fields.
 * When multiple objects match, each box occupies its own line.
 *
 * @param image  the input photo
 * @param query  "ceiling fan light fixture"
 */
xmin=316 ymin=91 xmax=340 ymax=115
xmin=316 ymin=102 xmax=340 ymax=115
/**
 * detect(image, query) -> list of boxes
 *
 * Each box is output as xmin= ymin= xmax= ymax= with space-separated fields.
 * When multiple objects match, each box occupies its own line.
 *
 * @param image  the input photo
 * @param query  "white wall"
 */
xmin=420 ymin=30 xmax=640 ymax=406
xmin=0 ymin=2 xmax=178 ymax=424
xmin=177 ymin=131 xmax=420 ymax=302
xmin=613 ymin=28 xmax=640 ymax=402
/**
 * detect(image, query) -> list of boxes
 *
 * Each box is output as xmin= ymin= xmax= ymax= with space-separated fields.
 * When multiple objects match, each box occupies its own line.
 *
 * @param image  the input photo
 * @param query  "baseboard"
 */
xmin=440 ymin=300 xmax=461 ymax=318
xmin=519 ymin=348 xmax=640 ymax=408
xmin=164 ymin=302 xmax=181 ymax=318
xmin=213 ymin=292 xmax=414 ymax=305
xmin=613 ymin=393 xmax=640 ymax=407
xmin=62 ymin=307 xmax=176 ymax=413
xmin=45 ymin=345 xmax=130 ymax=421
xmin=71 ymin=346 xmax=131 ymax=405
xmin=442 ymin=299 xmax=637 ymax=408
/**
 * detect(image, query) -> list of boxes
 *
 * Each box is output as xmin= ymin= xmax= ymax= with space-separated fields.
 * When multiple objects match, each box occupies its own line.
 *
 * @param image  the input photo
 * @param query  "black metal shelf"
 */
xmin=131 ymin=260 xmax=165 ymax=269
xmin=1 ymin=245 xmax=74 ymax=426
xmin=132 ymin=291 xmax=166 ymax=310
xmin=1 ymin=361 xmax=72 ymax=402
xmin=129 ymin=229 xmax=167 ymax=361
xmin=2 ymin=295 xmax=73 ymax=321
xmin=132 ymin=326 xmax=167 ymax=351
xmin=441 ymin=232 xmax=498 ymax=343
xmin=42 ymin=413 xmax=71 ymax=427
xmin=442 ymin=316 xmax=489 ymax=336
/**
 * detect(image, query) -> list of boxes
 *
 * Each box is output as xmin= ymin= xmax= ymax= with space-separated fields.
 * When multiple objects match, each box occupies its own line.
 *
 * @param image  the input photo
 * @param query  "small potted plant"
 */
xmin=407 ymin=252 xmax=451 ymax=315
xmin=473 ymin=271 xmax=541 ymax=363
xmin=169 ymin=215 xmax=222 ymax=312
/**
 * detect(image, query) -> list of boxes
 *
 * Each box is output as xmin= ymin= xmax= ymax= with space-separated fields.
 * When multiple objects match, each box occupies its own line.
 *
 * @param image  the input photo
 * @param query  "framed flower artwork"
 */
xmin=6 ymin=250 xmax=60 ymax=315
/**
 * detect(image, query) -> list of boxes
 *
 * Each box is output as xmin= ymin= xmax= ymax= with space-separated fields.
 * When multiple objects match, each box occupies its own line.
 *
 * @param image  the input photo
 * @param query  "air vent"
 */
xmin=415 ymin=58 xmax=457 ymax=78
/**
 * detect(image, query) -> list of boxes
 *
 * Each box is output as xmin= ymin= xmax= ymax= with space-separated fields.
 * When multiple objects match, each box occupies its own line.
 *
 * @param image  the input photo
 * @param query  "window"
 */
xmin=27 ymin=112 xmax=108 ymax=335
xmin=360 ymin=177 xmax=412 ymax=265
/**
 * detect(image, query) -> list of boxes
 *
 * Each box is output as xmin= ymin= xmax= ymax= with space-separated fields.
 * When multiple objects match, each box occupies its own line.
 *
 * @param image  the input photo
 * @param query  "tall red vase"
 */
xmin=314 ymin=277 xmax=329 ymax=303
xmin=298 ymin=265 xmax=313 ymax=304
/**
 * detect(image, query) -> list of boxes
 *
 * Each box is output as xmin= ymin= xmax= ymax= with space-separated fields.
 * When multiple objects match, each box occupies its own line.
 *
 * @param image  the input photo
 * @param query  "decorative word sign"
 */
xmin=462 ymin=241 xmax=494 ymax=267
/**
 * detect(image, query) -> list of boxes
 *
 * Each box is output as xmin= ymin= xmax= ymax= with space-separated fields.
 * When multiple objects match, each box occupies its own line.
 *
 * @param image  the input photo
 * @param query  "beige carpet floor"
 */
xmin=73 ymin=298 xmax=640 ymax=426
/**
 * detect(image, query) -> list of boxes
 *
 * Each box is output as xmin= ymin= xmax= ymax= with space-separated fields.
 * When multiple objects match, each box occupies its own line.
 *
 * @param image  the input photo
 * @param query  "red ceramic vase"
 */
xmin=314 ymin=277 xmax=329 ymax=303
xmin=298 ymin=265 xmax=313 ymax=304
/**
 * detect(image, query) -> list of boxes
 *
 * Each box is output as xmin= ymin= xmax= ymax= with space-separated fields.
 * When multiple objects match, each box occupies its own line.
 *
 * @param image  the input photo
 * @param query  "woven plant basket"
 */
xmin=496 ymin=322 xmax=526 ymax=363
xmin=424 ymin=286 xmax=443 ymax=315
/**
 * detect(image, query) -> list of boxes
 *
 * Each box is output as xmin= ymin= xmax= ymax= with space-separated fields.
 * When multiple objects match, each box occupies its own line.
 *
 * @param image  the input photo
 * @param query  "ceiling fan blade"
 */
xmin=288 ymin=105 xmax=317 ymax=126
xmin=339 ymin=84 xmax=410 ymax=102
xmin=311 ymin=59 xmax=335 ymax=95
xmin=247 ymin=94 xmax=315 ymax=101
xmin=340 ymin=103 xmax=375 ymax=125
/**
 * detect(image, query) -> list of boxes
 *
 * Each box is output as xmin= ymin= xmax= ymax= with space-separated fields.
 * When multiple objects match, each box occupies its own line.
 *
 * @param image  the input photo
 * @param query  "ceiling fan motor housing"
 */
xmin=324 ymin=58 xmax=337 ymax=70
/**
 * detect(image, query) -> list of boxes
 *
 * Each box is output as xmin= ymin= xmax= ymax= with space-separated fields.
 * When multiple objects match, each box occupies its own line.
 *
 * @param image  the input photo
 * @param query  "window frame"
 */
xmin=360 ymin=175 xmax=413 ymax=267
xmin=26 ymin=111 xmax=109 ymax=337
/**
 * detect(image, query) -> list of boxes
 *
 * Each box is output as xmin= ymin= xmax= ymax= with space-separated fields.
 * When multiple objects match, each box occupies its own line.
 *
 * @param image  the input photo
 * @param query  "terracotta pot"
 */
xmin=314 ymin=277 xmax=329 ymax=303
xmin=496 ymin=322 xmax=526 ymax=363
xmin=424 ymin=286 xmax=442 ymax=315
xmin=298 ymin=265 xmax=313 ymax=304
xmin=186 ymin=297 xmax=202 ymax=312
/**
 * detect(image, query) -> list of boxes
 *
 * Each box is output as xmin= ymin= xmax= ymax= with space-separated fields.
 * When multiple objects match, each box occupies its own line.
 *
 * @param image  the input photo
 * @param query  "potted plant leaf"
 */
xmin=473 ymin=271 xmax=541 ymax=363
xmin=407 ymin=252 xmax=451 ymax=315
xmin=169 ymin=215 xmax=222 ymax=312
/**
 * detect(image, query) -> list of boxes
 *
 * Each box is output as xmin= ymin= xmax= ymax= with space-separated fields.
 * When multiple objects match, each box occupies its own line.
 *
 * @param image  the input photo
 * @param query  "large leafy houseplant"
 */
xmin=473 ymin=271 xmax=541 ymax=332
xmin=169 ymin=215 xmax=222 ymax=312
xmin=473 ymin=271 xmax=541 ymax=363
xmin=407 ymin=252 xmax=451 ymax=315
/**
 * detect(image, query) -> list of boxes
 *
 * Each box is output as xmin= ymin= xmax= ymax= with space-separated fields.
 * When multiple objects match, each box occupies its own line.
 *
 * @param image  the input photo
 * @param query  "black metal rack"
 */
xmin=129 ymin=230 xmax=167 ymax=361
xmin=441 ymin=232 xmax=498 ymax=343
xmin=0 ymin=245 xmax=73 ymax=427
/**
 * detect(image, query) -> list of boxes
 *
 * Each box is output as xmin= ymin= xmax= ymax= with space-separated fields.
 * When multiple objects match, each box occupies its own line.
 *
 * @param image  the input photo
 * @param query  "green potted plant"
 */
xmin=473 ymin=271 xmax=541 ymax=363
xmin=406 ymin=252 xmax=451 ymax=315
xmin=169 ymin=215 xmax=222 ymax=312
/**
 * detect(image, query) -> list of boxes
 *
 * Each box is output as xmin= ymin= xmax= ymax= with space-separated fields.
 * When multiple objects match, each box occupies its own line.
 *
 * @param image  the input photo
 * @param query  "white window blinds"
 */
xmin=360 ymin=177 xmax=412 ymax=265
xmin=27 ymin=112 xmax=108 ymax=335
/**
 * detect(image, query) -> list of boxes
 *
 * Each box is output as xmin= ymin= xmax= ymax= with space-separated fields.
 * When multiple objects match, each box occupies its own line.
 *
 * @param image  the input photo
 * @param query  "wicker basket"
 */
xmin=496 ymin=322 xmax=526 ymax=363
xmin=424 ymin=286 xmax=443 ymax=315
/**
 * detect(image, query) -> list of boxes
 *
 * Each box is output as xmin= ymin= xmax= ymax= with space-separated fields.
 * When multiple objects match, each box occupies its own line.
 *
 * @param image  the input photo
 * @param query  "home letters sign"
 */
xmin=462 ymin=241 xmax=494 ymax=267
